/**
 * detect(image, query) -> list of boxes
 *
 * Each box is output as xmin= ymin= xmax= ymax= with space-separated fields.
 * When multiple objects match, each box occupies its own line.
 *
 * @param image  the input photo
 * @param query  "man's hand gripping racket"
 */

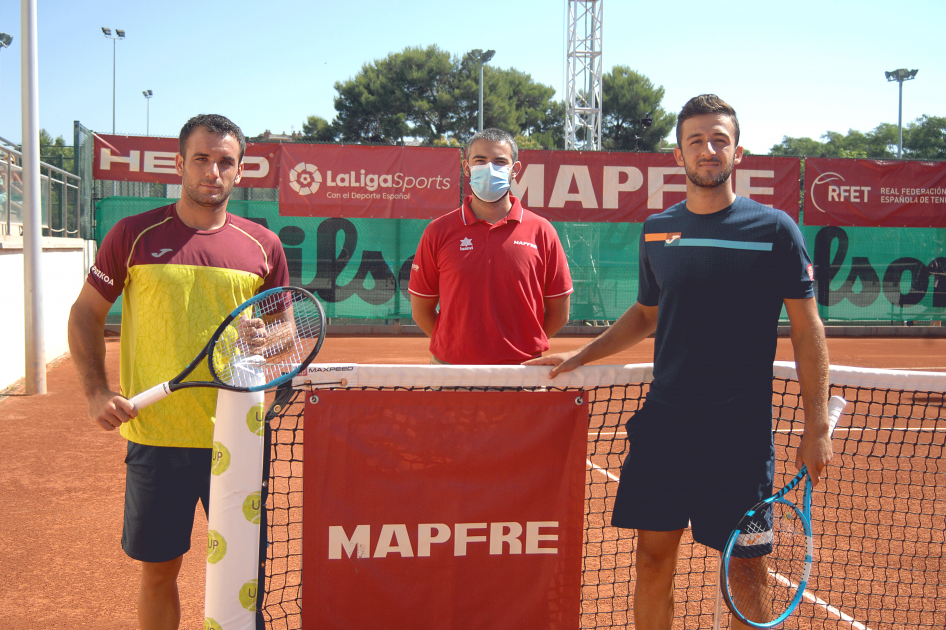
xmin=130 ymin=287 xmax=326 ymax=411
xmin=720 ymin=395 xmax=848 ymax=628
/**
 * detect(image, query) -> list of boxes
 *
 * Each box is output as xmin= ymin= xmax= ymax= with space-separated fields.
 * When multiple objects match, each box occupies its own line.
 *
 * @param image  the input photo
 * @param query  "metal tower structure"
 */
xmin=565 ymin=0 xmax=603 ymax=151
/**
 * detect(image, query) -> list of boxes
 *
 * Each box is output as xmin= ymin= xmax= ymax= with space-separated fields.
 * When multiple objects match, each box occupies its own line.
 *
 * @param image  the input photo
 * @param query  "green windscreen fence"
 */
xmin=95 ymin=197 xmax=945 ymax=324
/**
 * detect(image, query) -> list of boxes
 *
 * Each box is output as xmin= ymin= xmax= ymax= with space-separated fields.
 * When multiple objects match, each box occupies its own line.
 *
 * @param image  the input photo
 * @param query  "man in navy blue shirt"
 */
xmin=528 ymin=94 xmax=832 ymax=630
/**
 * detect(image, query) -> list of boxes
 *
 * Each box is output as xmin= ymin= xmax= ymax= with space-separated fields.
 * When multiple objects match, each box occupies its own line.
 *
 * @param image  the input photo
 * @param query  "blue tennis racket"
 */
xmin=719 ymin=395 xmax=848 ymax=628
xmin=130 ymin=286 xmax=326 ymax=411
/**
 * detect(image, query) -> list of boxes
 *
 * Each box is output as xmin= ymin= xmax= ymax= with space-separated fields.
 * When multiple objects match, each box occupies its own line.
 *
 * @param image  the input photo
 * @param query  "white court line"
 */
xmin=769 ymin=570 xmax=875 ymax=630
xmin=588 ymin=431 xmax=627 ymax=437
xmin=777 ymin=426 xmax=946 ymax=434
xmin=586 ymin=459 xmax=620 ymax=482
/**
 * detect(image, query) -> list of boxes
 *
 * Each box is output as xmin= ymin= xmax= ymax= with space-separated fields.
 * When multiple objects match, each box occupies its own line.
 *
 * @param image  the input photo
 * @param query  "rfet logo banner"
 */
xmin=92 ymin=134 xmax=280 ymax=188
xmin=302 ymin=389 xmax=588 ymax=630
xmin=513 ymin=151 xmax=802 ymax=222
xmin=805 ymin=158 xmax=946 ymax=227
xmin=278 ymin=144 xmax=460 ymax=219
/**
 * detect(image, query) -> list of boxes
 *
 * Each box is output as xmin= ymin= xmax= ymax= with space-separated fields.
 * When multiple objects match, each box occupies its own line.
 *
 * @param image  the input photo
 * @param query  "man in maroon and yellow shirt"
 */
xmin=68 ymin=114 xmax=288 ymax=629
xmin=409 ymin=128 xmax=573 ymax=364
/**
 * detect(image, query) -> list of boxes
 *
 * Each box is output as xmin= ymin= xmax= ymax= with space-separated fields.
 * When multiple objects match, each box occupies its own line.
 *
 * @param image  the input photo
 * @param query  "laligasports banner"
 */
xmin=513 ymin=152 xmax=802 ymax=222
xmin=277 ymin=144 xmax=460 ymax=219
xmin=302 ymin=389 xmax=588 ymax=630
xmin=92 ymin=133 xmax=281 ymax=188
xmin=804 ymin=158 xmax=946 ymax=227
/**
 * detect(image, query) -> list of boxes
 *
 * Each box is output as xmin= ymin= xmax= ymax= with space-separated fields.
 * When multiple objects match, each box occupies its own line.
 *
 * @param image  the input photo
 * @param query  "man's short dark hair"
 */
xmin=467 ymin=128 xmax=518 ymax=163
xmin=179 ymin=114 xmax=247 ymax=162
xmin=675 ymin=95 xmax=740 ymax=146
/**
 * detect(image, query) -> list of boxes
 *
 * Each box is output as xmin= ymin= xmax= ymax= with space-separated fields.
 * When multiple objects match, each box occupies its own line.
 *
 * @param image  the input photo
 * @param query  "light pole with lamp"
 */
xmin=885 ymin=68 xmax=918 ymax=159
xmin=0 ymin=33 xmax=11 ymax=134
xmin=472 ymin=49 xmax=495 ymax=132
xmin=143 ymin=90 xmax=152 ymax=135
xmin=102 ymin=27 xmax=125 ymax=134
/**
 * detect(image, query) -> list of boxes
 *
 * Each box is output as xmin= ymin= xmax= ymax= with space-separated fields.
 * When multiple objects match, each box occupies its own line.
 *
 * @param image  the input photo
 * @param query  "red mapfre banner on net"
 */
xmin=804 ymin=158 xmax=946 ymax=227
xmin=302 ymin=389 xmax=588 ymax=630
xmin=92 ymin=133 xmax=281 ymax=188
xmin=513 ymin=151 xmax=801 ymax=222
xmin=278 ymin=144 xmax=461 ymax=219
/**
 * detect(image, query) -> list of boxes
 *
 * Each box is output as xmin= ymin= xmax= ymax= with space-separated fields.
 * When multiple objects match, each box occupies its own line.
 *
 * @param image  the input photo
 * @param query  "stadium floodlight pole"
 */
xmin=102 ymin=27 xmax=125 ymax=134
xmin=473 ymin=49 xmax=495 ymax=132
xmin=0 ymin=33 xmax=11 ymax=134
xmin=143 ymin=90 xmax=152 ymax=135
xmin=885 ymin=68 xmax=918 ymax=159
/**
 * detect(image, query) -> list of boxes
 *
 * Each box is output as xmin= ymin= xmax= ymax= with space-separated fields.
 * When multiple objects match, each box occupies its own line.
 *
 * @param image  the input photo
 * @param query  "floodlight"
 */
xmin=0 ymin=33 xmax=12 ymax=49
xmin=884 ymin=68 xmax=920 ymax=158
xmin=102 ymin=27 xmax=111 ymax=36
xmin=116 ymin=29 xmax=125 ymax=38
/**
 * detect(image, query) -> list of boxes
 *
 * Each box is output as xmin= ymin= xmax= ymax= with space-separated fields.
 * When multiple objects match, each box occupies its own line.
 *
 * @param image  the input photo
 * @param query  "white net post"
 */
xmin=204 ymin=359 xmax=266 ymax=630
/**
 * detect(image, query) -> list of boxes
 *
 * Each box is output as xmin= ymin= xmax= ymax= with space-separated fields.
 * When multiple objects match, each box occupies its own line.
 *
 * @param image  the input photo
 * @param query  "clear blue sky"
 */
xmin=0 ymin=0 xmax=942 ymax=155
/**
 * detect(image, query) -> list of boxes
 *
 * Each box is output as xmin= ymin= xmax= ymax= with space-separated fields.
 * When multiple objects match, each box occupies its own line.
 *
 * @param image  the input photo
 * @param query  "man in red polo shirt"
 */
xmin=409 ymin=128 xmax=573 ymax=364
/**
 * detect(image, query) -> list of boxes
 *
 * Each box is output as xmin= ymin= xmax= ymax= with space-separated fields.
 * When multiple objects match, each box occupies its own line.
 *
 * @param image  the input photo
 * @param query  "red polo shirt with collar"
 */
xmin=409 ymin=194 xmax=573 ymax=364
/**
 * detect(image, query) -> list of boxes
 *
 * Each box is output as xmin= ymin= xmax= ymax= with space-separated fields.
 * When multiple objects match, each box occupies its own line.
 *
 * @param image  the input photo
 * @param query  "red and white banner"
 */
xmin=278 ymin=144 xmax=460 ymax=219
xmin=92 ymin=133 xmax=281 ymax=188
xmin=514 ymin=151 xmax=802 ymax=223
xmin=804 ymin=158 xmax=946 ymax=227
xmin=302 ymin=389 xmax=588 ymax=630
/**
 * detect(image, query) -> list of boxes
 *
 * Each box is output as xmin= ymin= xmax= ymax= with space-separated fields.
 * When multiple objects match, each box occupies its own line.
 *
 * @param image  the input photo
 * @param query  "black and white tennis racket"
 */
xmin=130 ymin=286 xmax=326 ymax=411
xmin=719 ymin=395 xmax=848 ymax=628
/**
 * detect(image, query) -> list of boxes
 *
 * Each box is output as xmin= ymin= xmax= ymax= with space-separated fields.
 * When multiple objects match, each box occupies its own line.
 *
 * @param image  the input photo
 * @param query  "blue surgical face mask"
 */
xmin=469 ymin=163 xmax=512 ymax=203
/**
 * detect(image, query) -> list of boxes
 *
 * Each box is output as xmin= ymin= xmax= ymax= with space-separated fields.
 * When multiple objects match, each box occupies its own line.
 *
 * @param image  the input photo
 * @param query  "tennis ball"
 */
xmin=243 ymin=491 xmax=262 ymax=524
xmin=204 ymin=618 xmax=222 ymax=630
xmin=246 ymin=403 xmax=265 ymax=436
xmin=239 ymin=579 xmax=258 ymax=612
xmin=211 ymin=442 xmax=231 ymax=476
xmin=207 ymin=530 xmax=227 ymax=564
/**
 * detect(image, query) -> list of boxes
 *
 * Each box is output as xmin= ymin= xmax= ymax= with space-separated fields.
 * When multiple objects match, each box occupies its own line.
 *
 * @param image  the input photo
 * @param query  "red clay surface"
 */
xmin=1 ymin=334 xmax=943 ymax=628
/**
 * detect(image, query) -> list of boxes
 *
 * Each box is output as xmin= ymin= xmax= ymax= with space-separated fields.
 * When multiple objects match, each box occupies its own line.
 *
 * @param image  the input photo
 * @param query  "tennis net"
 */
xmin=259 ymin=362 xmax=946 ymax=630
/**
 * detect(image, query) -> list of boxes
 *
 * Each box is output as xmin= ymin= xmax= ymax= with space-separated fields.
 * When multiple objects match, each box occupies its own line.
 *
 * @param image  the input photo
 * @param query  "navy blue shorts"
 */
xmin=122 ymin=442 xmax=212 ymax=563
xmin=610 ymin=397 xmax=775 ymax=551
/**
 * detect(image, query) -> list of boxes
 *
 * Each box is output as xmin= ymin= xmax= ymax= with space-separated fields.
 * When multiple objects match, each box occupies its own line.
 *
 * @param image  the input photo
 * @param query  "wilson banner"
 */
xmin=302 ymin=389 xmax=588 ymax=630
xmin=804 ymin=158 xmax=946 ymax=227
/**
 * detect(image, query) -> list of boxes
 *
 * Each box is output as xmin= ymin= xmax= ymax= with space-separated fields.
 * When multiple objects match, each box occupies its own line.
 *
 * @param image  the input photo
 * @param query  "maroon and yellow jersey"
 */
xmin=87 ymin=204 xmax=289 ymax=448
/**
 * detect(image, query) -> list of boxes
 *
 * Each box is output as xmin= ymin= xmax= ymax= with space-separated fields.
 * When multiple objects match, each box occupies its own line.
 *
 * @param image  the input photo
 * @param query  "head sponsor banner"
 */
xmin=513 ymin=151 xmax=801 ymax=222
xmin=92 ymin=133 xmax=281 ymax=188
xmin=303 ymin=389 xmax=588 ymax=630
xmin=278 ymin=144 xmax=460 ymax=219
xmin=805 ymin=158 xmax=946 ymax=227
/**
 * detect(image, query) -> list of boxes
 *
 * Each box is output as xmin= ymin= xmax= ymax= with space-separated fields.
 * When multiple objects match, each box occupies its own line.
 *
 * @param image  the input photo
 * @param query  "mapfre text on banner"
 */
xmin=513 ymin=151 xmax=801 ymax=222
xmin=92 ymin=133 xmax=280 ymax=188
xmin=303 ymin=389 xmax=588 ymax=630
xmin=278 ymin=144 xmax=460 ymax=219
xmin=805 ymin=158 xmax=946 ymax=227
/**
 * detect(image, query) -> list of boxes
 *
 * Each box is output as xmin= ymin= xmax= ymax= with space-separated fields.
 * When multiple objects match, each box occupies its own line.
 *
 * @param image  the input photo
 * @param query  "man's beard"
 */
xmin=182 ymin=175 xmax=233 ymax=208
xmin=683 ymin=156 xmax=734 ymax=189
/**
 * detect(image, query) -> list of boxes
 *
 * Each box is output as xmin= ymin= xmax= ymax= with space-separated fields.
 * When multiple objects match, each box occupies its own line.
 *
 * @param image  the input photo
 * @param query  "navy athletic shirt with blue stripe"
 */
xmin=638 ymin=196 xmax=815 ymax=407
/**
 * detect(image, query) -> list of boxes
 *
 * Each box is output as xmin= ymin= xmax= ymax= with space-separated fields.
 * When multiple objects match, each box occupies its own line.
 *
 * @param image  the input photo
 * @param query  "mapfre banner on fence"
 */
xmin=804 ymin=158 xmax=946 ymax=227
xmin=92 ymin=133 xmax=281 ymax=188
xmin=513 ymin=151 xmax=801 ymax=222
xmin=278 ymin=144 xmax=460 ymax=219
xmin=302 ymin=389 xmax=588 ymax=630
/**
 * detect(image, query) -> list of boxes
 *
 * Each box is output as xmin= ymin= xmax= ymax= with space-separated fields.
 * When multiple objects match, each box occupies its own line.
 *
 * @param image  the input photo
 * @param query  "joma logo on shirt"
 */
xmin=90 ymin=265 xmax=114 ymax=286
xmin=514 ymin=240 xmax=537 ymax=250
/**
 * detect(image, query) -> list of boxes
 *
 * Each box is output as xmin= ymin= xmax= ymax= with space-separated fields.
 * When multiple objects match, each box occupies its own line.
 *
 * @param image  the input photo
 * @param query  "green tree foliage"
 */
xmin=323 ymin=46 xmax=563 ymax=148
xmin=903 ymin=115 xmax=946 ymax=160
xmin=300 ymin=116 xmax=337 ymax=143
xmin=601 ymin=66 xmax=675 ymax=152
xmin=769 ymin=117 xmax=943 ymax=160
xmin=38 ymin=129 xmax=74 ymax=170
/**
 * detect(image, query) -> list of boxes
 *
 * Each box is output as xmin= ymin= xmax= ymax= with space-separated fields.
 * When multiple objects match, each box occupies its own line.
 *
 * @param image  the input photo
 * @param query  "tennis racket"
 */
xmin=129 ymin=286 xmax=326 ymax=411
xmin=719 ymin=395 xmax=848 ymax=628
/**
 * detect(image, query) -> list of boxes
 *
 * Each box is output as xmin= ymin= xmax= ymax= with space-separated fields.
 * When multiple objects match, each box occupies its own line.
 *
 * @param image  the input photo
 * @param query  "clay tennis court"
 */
xmin=1 ymin=334 xmax=944 ymax=629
